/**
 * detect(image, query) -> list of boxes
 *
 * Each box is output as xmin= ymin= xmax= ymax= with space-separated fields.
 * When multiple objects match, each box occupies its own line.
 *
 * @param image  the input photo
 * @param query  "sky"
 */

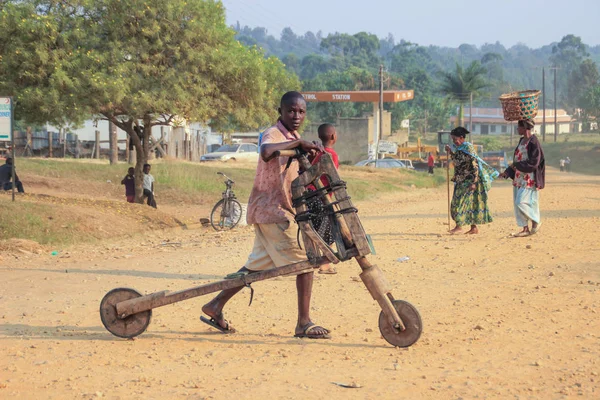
xmin=221 ymin=0 xmax=600 ymax=49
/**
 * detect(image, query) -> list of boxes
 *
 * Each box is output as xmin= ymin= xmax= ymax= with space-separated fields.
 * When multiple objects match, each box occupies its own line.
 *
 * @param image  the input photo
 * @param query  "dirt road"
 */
xmin=1 ymin=169 xmax=599 ymax=399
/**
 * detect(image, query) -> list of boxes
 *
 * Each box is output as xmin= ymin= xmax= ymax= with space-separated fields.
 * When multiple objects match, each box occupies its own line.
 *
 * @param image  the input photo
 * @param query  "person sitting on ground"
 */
xmin=0 ymin=157 xmax=25 ymax=193
xmin=121 ymin=167 xmax=135 ymax=203
xmin=309 ymin=123 xmax=339 ymax=275
xmin=142 ymin=163 xmax=157 ymax=208
xmin=200 ymin=91 xmax=331 ymax=339
xmin=445 ymin=127 xmax=498 ymax=235
xmin=498 ymin=118 xmax=545 ymax=237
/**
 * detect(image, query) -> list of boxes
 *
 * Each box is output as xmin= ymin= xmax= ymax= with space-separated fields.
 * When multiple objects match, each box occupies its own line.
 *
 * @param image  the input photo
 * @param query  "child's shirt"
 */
xmin=143 ymin=173 xmax=154 ymax=192
xmin=312 ymin=147 xmax=339 ymax=169
xmin=123 ymin=175 xmax=135 ymax=196
xmin=309 ymin=147 xmax=339 ymax=191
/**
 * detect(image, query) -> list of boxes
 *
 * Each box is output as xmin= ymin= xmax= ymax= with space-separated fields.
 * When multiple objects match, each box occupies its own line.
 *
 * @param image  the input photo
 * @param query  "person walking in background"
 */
xmin=0 ymin=157 xmax=25 ymax=193
xmin=427 ymin=152 xmax=435 ymax=174
xmin=499 ymin=118 xmax=545 ymax=237
xmin=143 ymin=163 xmax=157 ymax=208
xmin=565 ymin=156 xmax=571 ymax=173
xmin=121 ymin=167 xmax=135 ymax=203
xmin=445 ymin=127 xmax=498 ymax=235
xmin=559 ymin=158 xmax=565 ymax=172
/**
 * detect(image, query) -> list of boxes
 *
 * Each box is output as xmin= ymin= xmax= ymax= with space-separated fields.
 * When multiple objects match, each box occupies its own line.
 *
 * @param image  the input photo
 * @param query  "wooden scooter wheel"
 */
xmin=378 ymin=300 xmax=422 ymax=347
xmin=100 ymin=288 xmax=152 ymax=339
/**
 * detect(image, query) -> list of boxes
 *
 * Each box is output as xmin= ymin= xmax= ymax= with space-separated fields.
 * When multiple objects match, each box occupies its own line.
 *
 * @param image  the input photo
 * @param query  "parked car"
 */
xmin=354 ymin=159 xmax=409 ymax=169
xmin=200 ymin=143 xmax=259 ymax=162
xmin=397 ymin=159 xmax=415 ymax=170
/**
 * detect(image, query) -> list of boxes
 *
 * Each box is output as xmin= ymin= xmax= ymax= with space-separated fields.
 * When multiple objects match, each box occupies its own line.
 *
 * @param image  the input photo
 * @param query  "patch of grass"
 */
xmin=17 ymin=158 xmax=258 ymax=204
xmin=0 ymin=198 xmax=76 ymax=245
xmin=540 ymin=134 xmax=600 ymax=175
xmin=342 ymin=167 xmax=444 ymax=200
xmin=17 ymin=158 xmax=447 ymax=205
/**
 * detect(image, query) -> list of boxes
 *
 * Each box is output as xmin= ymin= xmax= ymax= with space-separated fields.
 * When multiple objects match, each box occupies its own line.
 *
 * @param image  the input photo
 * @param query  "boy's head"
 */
xmin=278 ymin=91 xmax=306 ymax=132
xmin=318 ymin=123 xmax=337 ymax=146
xmin=143 ymin=164 xmax=151 ymax=173
xmin=127 ymin=167 xmax=134 ymax=175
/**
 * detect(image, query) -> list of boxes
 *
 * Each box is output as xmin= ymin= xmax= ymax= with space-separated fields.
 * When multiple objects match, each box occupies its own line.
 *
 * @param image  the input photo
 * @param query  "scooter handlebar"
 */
xmin=273 ymin=149 xmax=299 ymax=158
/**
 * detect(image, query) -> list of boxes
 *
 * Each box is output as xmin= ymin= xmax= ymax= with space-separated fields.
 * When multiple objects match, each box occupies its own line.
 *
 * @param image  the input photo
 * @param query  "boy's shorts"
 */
xmin=245 ymin=221 xmax=311 ymax=274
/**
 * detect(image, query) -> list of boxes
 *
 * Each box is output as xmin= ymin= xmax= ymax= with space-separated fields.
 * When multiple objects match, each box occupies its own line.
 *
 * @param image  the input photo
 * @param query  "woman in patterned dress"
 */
xmin=445 ymin=127 xmax=499 ymax=234
xmin=499 ymin=119 xmax=546 ymax=237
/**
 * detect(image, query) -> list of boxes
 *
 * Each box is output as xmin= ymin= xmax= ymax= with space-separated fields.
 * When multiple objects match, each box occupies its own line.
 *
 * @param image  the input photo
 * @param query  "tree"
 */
xmin=303 ymin=67 xmax=376 ymax=122
xmin=300 ymin=54 xmax=334 ymax=80
xmin=281 ymin=53 xmax=300 ymax=75
xmin=567 ymin=59 xmax=599 ymax=112
xmin=550 ymin=34 xmax=589 ymax=72
xmin=439 ymin=61 xmax=489 ymax=127
xmin=0 ymin=0 xmax=299 ymax=202
xmin=320 ymin=32 xmax=381 ymax=70
xmin=578 ymin=85 xmax=600 ymax=132
xmin=550 ymin=35 xmax=590 ymax=107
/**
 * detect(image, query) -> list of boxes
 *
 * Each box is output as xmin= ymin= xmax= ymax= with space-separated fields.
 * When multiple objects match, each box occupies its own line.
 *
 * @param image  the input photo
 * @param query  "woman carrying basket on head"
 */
xmin=445 ymin=127 xmax=499 ymax=235
xmin=498 ymin=118 xmax=545 ymax=237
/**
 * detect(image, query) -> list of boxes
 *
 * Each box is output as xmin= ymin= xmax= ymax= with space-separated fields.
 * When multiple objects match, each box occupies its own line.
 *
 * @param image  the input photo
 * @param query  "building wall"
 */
xmin=302 ymin=111 xmax=398 ymax=164
xmin=534 ymin=123 xmax=570 ymax=135
xmin=452 ymin=107 xmax=573 ymax=135
xmin=303 ymin=118 xmax=372 ymax=164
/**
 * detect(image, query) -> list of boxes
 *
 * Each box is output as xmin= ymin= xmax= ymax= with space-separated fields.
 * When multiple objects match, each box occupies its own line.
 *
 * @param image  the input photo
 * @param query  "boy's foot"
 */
xmin=294 ymin=322 xmax=331 ymax=339
xmin=318 ymin=266 xmax=337 ymax=274
xmin=201 ymin=304 xmax=234 ymax=332
xmin=465 ymin=227 xmax=479 ymax=234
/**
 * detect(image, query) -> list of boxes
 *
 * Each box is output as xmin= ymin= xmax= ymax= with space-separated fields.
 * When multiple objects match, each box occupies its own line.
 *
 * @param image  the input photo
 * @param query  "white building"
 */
xmin=451 ymin=108 xmax=574 ymax=135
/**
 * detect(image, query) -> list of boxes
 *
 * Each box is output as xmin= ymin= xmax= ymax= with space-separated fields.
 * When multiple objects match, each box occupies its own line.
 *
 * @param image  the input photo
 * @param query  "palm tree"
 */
xmin=440 ymin=61 xmax=489 ymax=127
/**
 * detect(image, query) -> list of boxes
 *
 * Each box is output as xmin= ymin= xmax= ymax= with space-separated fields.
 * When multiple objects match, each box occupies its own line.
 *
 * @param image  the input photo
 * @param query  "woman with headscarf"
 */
xmin=445 ymin=127 xmax=499 ymax=234
xmin=498 ymin=118 xmax=545 ymax=237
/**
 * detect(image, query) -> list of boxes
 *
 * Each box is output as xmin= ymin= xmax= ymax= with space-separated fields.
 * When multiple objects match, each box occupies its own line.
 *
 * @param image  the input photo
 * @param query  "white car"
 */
xmin=397 ymin=159 xmax=415 ymax=170
xmin=200 ymin=143 xmax=259 ymax=162
xmin=354 ymin=159 xmax=409 ymax=169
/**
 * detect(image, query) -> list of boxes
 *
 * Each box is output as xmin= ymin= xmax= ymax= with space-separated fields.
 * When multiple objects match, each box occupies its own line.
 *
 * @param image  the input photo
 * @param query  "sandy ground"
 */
xmin=1 ymin=168 xmax=599 ymax=399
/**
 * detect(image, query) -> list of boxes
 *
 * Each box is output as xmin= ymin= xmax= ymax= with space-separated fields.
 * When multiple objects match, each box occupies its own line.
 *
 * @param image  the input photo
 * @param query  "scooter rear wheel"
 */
xmin=378 ymin=299 xmax=422 ymax=347
xmin=100 ymin=288 xmax=152 ymax=339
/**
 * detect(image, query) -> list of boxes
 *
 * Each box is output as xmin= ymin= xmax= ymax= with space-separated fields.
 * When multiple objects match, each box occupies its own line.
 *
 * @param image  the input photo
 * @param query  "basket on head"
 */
xmin=499 ymin=90 xmax=541 ymax=121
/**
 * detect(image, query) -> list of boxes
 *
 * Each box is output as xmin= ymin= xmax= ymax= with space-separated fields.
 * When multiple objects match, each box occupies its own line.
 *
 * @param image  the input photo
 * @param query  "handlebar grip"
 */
xmin=274 ymin=149 xmax=298 ymax=158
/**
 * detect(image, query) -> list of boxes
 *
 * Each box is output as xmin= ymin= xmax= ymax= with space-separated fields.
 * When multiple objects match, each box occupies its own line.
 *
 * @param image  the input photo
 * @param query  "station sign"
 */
xmin=301 ymin=90 xmax=414 ymax=103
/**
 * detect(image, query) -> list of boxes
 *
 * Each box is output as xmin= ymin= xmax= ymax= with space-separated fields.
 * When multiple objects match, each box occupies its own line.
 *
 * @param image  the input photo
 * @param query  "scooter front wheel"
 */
xmin=378 ymin=299 xmax=422 ymax=347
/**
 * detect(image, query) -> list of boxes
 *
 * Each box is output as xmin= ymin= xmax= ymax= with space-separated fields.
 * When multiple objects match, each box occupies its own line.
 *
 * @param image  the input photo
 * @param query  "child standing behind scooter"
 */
xmin=310 ymin=123 xmax=339 ymax=275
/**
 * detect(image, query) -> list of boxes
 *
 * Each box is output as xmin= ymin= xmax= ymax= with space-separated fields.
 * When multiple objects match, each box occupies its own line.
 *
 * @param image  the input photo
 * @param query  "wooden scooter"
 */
xmin=100 ymin=149 xmax=422 ymax=347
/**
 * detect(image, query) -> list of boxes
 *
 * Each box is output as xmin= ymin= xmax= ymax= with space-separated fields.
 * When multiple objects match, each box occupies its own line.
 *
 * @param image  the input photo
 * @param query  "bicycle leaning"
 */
xmin=210 ymin=172 xmax=243 ymax=231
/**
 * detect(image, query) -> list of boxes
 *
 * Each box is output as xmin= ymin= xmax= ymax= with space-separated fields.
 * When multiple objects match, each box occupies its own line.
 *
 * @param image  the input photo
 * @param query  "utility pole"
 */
xmin=378 ymin=64 xmax=384 ymax=160
xmin=542 ymin=67 xmax=546 ymax=142
xmin=553 ymin=68 xmax=558 ymax=143
xmin=469 ymin=92 xmax=473 ymax=142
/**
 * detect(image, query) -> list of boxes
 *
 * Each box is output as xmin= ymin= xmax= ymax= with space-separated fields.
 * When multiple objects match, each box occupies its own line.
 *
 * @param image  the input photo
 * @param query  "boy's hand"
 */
xmin=298 ymin=140 xmax=323 ymax=155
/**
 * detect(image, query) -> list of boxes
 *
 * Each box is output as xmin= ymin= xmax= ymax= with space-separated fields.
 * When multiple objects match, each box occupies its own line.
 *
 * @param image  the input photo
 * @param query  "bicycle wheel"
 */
xmin=210 ymin=199 xmax=243 ymax=231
